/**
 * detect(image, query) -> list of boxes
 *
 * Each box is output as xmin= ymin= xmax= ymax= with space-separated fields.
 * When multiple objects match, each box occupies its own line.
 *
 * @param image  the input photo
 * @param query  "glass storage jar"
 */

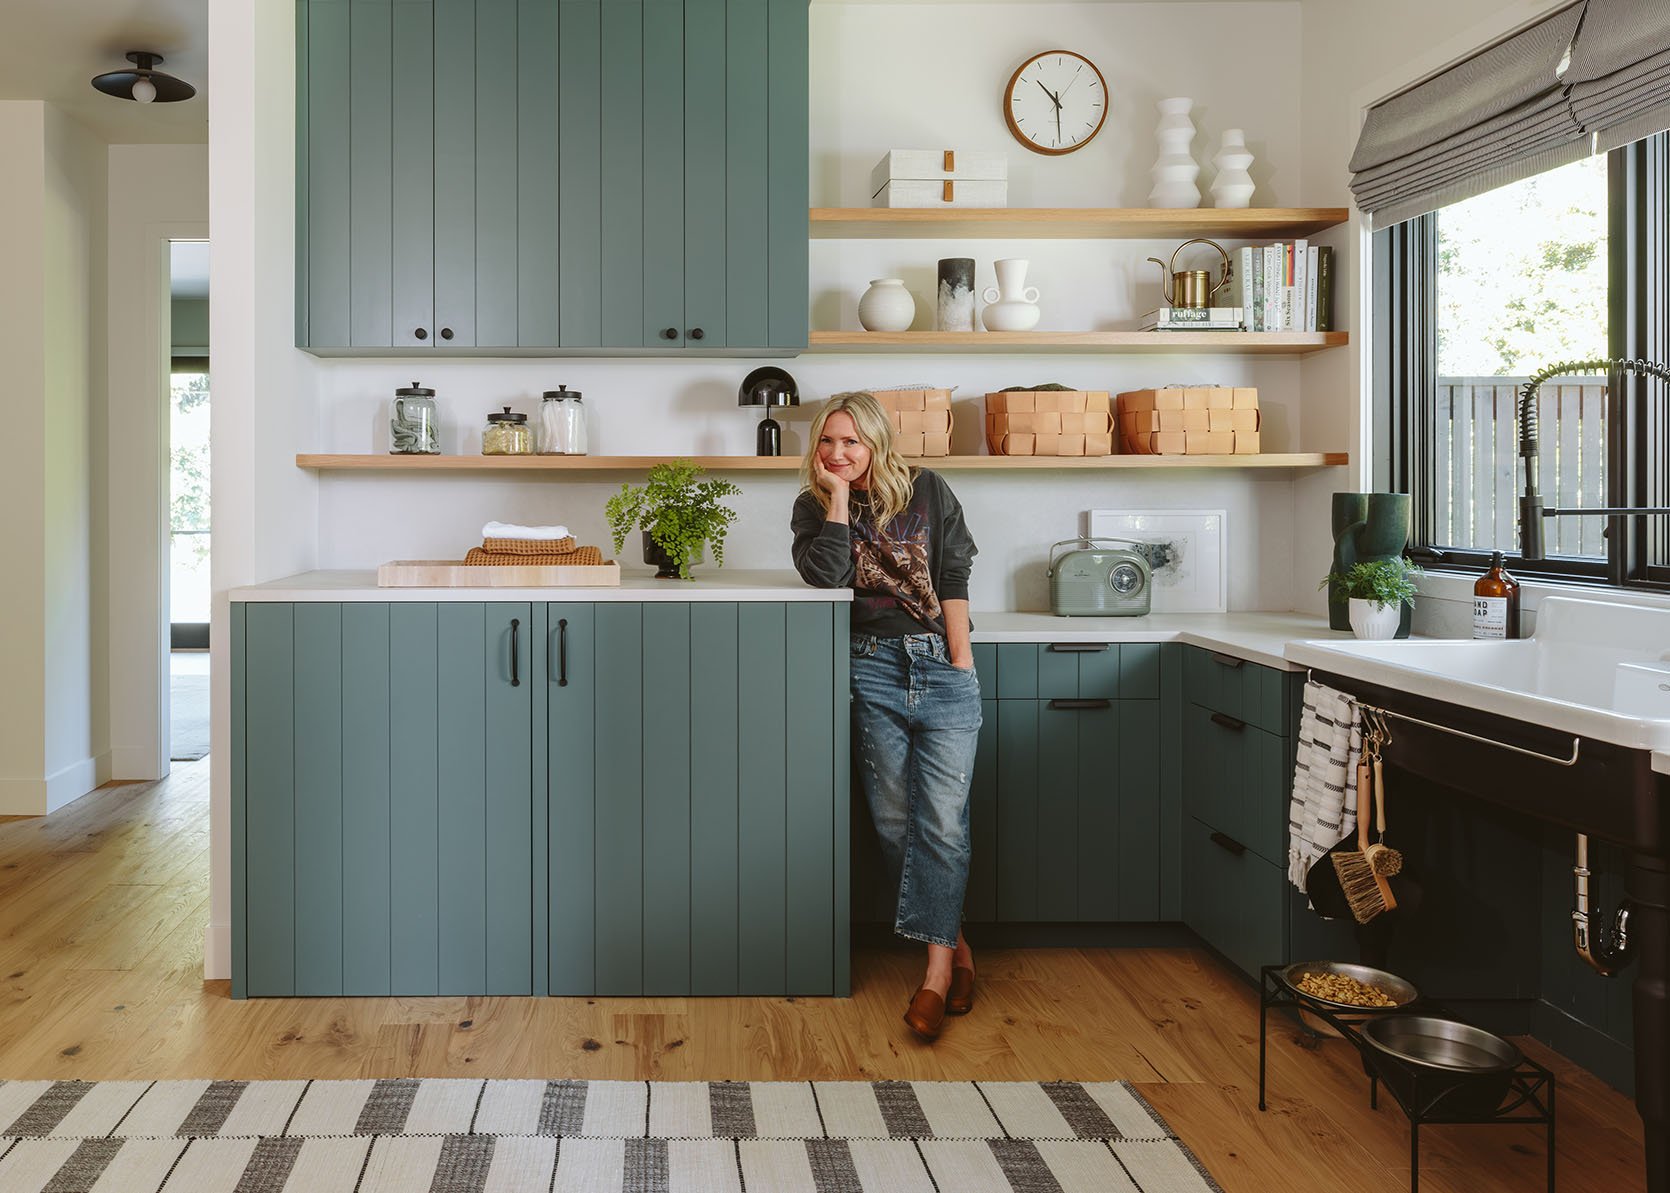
xmin=564 ymin=389 xmax=587 ymax=455
xmin=482 ymin=407 xmax=532 ymax=455
xmin=537 ymin=386 xmax=574 ymax=454
xmin=389 ymin=381 xmax=439 ymax=454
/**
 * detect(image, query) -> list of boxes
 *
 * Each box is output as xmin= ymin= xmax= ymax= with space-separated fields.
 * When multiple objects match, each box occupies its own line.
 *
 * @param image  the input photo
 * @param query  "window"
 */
xmin=1385 ymin=133 xmax=1670 ymax=587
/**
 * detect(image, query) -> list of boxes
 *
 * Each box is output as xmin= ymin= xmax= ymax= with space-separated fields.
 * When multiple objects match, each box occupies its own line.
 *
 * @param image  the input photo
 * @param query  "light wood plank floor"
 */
xmin=0 ymin=761 xmax=1645 ymax=1192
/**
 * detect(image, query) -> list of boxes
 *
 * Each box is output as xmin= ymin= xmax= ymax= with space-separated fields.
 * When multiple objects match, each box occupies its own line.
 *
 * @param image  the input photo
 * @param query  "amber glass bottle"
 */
xmin=1473 ymin=551 xmax=1521 ymax=639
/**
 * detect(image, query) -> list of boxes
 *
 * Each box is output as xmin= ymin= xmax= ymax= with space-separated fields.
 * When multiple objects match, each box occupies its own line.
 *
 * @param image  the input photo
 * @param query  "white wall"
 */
xmin=106 ymin=144 xmax=210 ymax=782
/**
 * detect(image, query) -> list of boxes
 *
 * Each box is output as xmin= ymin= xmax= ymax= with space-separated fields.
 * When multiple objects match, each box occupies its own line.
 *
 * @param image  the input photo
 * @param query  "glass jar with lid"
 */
xmin=537 ymin=386 xmax=574 ymax=454
xmin=482 ymin=406 xmax=532 ymax=455
xmin=564 ymin=389 xmax=588 ymax=455
xmin=389 ymin=381 xmax=439 ymax=455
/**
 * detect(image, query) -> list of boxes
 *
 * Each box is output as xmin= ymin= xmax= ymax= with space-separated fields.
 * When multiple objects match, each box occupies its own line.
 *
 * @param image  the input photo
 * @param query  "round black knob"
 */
xmin=661 ymin=327 xmax=678 ymax=340
xmin=689 ymin=328 xmax=705 ymax=341
xmin=414 ymin=327 xmax=428 ymax=340
xmin=440 ymin=327 xmax=454 ymax=341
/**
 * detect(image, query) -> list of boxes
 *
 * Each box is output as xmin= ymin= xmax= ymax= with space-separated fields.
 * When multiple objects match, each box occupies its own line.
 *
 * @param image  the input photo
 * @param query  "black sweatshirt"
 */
xmin=790 ymin=469 xmax=977 ymax=637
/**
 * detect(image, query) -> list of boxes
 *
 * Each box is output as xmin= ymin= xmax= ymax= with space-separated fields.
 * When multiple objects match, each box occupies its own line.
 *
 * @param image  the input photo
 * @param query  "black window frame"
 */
xmin=1386 ymin=132 xmax=1669 ymax=590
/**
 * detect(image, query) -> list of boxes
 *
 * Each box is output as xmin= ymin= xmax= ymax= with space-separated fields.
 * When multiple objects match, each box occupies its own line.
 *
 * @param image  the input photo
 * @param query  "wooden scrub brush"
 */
xmin=1363 ymin=751 xmax=1403 ymax=877
xmin=1332 ymin=731 xmax=1397 ymax=924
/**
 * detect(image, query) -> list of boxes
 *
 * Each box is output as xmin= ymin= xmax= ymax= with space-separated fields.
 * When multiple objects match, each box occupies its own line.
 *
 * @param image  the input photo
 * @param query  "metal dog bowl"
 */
xmin=1362 ymin=1015 xmax=1522 ymax=1116
xmin=1280 ymin=960 xmax=1419 ymax=1012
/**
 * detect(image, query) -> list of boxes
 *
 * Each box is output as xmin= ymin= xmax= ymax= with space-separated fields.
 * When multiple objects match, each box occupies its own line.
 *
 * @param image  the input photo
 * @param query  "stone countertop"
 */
xmin=970 ymin=611 xmax=1349 ymax=670
xmin=229 ymin=569 xmax=852 ymax=603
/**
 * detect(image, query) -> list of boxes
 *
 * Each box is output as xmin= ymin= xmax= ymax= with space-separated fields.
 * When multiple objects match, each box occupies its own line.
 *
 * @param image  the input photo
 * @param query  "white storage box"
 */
xmin=870 ymin=149 xmax=1008 ymax=208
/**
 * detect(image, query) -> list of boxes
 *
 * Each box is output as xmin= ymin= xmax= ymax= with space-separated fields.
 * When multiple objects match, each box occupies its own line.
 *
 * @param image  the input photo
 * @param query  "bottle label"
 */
xmin=1474 ymin=596 xmax=1508 ymax=640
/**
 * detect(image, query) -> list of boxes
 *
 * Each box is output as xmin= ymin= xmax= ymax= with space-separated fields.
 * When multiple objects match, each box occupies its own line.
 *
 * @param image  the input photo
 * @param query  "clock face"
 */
xmin=1004 ymin=50 xmax=1107 ymax=156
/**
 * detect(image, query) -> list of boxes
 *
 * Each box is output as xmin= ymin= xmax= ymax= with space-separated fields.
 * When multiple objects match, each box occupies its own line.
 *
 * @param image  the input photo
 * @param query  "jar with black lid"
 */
xmin=482 ymin=406 xmax=532 ymax=455
xmin=390 ymin=381 xmax=439 ymax=454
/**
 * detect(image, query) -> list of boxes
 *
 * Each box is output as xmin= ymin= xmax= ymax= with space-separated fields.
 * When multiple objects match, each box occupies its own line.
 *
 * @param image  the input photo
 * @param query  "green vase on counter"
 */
xmin=1329 ymin=492 xmax=1412 ymax=637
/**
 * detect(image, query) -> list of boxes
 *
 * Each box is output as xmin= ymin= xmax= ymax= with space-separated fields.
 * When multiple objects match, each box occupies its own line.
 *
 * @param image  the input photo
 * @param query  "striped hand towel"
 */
xmin=1287 ymin=680 xmax=1362 ymax=893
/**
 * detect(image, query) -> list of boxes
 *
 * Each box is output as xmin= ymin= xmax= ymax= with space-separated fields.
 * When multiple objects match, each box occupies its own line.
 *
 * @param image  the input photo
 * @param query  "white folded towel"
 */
xmin=1287 ymin=680 xmax=1362 ymax=894
xmin=483 ymin=521 xmax=571 ymax=541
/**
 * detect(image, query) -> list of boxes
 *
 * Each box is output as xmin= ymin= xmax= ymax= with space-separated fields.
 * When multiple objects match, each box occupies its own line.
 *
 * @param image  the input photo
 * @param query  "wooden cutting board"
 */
xmin=377 ymin=560 xmax=622 ymax=588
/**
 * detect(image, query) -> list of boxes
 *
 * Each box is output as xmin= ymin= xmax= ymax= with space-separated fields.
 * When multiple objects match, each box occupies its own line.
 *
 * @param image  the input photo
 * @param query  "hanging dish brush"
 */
xmin=1362 ymin=710 xmax=1403 ymax=878
xmin=1332 ymin=718 xmax=1397 ymax=923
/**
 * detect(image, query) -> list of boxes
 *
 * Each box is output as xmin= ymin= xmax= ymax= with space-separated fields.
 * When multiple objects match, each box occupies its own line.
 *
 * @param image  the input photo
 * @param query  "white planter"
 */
xmin=1148 ymin=97 xmax=1200 ymax=209
xmin=981 ymin=258 xmax=1041 ymax=331
xmin=1211 ymin=128 xmax=1256 ymax=208
xmin=1348 ymin=598 xmax=1403 ymax=641
xmin=857 ymin=278 xmax=915 ymax=332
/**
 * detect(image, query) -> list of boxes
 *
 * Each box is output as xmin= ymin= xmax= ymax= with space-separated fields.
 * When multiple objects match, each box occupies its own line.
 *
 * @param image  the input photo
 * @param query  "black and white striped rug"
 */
xmin=0 ymin=1078 xmax=1220 ymax=1192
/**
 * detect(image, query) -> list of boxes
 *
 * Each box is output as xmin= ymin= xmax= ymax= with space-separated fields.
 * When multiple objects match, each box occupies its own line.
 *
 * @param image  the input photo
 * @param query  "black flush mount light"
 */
xmin=91 ymin=52 xmax=196 ymax=104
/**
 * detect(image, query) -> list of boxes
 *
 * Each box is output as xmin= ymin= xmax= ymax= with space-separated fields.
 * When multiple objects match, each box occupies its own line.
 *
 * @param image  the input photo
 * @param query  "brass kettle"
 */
xmin=1148 ymin=238 xmax=1233 ymax=309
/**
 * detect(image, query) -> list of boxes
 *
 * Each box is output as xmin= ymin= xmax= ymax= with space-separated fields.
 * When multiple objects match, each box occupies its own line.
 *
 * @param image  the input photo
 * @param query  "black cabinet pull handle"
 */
xmin=1210 ymin=711 xmax=1245 ymax=731
xmin=1209 ymin=650 xmax=1244 ymax=668
xmin=440 ymin=327 xmax=455 ymax=341
xmin=1210 ymin=831 xmax=1247 ymax=856
xmin=689 ymin=327 xmax=705 ymax=341
xmin=414 ymin=327 xmax=428 ymax=340
xmin=557 ymin=618 xmax=568 ymax=687
xmin=661 ymin=327 xmax=678 ymax=340
xmin=510 ymin=618 xmax=520 ymax=687
xmin=1048 ymin=698 xmax=1112 ymax=710
xmin=1047 ymin=642 xmax=1109 ymax=653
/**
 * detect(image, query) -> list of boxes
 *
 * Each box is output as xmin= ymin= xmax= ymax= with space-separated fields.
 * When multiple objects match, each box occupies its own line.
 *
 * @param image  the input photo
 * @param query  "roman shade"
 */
xmin=1563 ymin=0 xmax=1670 ymax=150
xmin=1348 ymin=3 xmax=1588 ymax=226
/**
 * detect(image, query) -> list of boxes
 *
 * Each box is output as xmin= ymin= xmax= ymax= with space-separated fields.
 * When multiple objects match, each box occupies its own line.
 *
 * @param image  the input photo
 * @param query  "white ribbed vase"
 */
xmin=1211 ymin=128 xmax=1256 ymax=208
xmin=1148 ymin=97 xmax=1200 ymax=209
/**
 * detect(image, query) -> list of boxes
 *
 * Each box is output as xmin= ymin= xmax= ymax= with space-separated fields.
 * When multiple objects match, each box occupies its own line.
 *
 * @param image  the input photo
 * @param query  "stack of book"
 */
xmin=1226 ymin=241 xmax=1335 ymax=332
xmin=1139 ymin=306 xmax=1244 ymax=331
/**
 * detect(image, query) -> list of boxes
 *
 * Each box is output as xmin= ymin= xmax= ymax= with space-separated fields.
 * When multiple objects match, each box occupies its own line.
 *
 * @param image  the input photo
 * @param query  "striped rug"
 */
xmin=0 ymin=1078 xmax=1219 ymax=1192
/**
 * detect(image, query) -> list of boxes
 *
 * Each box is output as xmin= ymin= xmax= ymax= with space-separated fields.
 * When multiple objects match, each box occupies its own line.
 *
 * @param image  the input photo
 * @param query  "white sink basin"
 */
xmin=1285 ymin=597 xmax=1670 ymax=754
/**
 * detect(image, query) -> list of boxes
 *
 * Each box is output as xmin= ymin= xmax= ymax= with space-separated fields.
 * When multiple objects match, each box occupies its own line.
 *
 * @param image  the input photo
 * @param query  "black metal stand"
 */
xmin=1258 ymin=965 xmax=1557 ymax=1193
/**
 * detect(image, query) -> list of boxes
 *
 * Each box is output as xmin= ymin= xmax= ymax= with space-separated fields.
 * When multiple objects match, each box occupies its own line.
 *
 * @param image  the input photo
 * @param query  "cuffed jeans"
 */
xmin=850 ymin=632 xmax=982 ymax=948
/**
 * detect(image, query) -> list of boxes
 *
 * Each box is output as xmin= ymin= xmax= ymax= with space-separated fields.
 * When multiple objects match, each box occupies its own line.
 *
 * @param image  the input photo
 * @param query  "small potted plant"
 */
xmin=605 ymin=459 xmax=741 ymax=579
xmin=1321 ymin=557 xmax=1422 ymax=640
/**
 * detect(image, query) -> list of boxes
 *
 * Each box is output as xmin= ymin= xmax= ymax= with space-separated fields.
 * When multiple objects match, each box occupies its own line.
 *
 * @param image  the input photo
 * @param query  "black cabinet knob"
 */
xmin=414 ymin=327 xmax=428 ymax=340
xmin=689 ymin=327 xmax=705 ymax=341
xmin=661 ymin=327 xmax=678 ymax=340
xmin=440 ymin=327 xmax=454 ymax=341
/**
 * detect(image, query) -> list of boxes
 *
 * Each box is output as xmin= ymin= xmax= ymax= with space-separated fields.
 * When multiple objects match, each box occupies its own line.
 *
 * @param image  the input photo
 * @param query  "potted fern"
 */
xmin=1321 ymin=557 xmax=1421 ymax=640
xmin=605 ymin=460 xmax=741 ymax=579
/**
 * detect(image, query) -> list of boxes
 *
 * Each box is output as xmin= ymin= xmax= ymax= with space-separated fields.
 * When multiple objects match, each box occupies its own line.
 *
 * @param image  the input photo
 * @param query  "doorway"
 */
xmin=169 ymin=241 xmax=210 ymax=762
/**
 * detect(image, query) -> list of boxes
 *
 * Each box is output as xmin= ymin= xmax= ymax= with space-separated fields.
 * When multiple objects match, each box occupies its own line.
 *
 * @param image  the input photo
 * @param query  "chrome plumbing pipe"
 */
xmin=1574 ymin=832 xmax=1636 ymax=975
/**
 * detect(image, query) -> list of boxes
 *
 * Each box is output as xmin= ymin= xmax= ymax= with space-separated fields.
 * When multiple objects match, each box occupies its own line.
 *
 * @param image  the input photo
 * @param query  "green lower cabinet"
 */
xmin=1180 ymin=702 xmax=1289 ymax=864
xmin=1183 ymin=816 xmax=1287 ymax=979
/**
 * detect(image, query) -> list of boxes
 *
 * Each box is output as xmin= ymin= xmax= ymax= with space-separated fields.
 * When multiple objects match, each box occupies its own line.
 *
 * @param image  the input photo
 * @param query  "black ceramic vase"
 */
xmin=642 ymin=530 xmax=704 ymax=579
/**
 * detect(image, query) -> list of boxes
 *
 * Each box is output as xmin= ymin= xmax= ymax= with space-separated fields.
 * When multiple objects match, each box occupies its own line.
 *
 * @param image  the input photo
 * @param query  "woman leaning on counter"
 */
xmin=789 ymin=391 xmax=980 ymax=1042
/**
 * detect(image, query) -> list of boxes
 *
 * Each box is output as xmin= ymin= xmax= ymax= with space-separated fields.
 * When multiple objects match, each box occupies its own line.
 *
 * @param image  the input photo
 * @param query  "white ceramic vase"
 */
xmin=1211 ymin=129 xmax=1256 ymax=208
xmin=980 ymin=258 xmax=1041 ymax=332
xmin=1148 ymin=97 xmax=1201 ymax=209
xmin=1348 ymin=598 xmax=1403 ymax=641
xmin=857 ymin=278 xmax=915 ymax=332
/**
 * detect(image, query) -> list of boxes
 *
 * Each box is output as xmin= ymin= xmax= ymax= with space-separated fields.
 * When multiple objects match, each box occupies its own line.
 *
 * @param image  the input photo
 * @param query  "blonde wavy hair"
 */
xmin=800 ymin=392 xmax=916 ymax=535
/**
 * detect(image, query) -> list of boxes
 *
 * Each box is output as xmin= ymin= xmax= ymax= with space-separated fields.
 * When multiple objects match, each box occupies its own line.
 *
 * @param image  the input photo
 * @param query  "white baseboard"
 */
xmin=110 ymin=747 xmax=167 ymax=782
xmin=204 ymin=920 xmax=231 ymax=982
xmin=0 ymin=754 xmax=112 ymax=816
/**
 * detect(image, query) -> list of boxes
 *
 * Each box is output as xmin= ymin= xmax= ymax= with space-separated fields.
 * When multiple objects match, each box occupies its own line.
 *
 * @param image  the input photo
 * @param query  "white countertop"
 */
xmin=971 ymin=611 xmax=1346 ymax=670
xmin=230 ymin=569 xmax=853 ymax=603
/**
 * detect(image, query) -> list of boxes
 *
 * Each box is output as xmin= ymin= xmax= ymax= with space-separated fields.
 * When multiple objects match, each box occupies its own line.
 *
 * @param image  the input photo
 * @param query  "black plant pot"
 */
xmin=642 ymin=530 xmax=704 ymax=579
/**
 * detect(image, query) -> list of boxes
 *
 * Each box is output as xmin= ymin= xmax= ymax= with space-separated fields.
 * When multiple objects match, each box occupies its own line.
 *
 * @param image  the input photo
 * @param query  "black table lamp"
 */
xmin=739 ymin=366 xmax=800 ymax=456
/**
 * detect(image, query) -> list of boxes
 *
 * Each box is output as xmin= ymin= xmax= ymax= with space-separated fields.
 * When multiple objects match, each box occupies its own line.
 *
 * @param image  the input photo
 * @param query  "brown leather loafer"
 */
xmin=903 ymin=987 xmax=947 ymax=1041
xmin=946 ymin=966 xmax=975 ymax=1015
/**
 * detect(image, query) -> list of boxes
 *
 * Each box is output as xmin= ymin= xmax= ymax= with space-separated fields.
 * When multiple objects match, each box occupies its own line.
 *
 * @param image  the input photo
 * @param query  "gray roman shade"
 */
xmin=1349 ymin=3 xmax=1588 ymax=226
xmin=1563 ymin=0 xmax=1670 ymax=150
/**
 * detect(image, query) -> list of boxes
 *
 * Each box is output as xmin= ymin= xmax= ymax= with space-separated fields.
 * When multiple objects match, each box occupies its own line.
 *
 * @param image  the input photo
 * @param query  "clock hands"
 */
xmin=1035 ymin=78 xmax=1061 ymax=110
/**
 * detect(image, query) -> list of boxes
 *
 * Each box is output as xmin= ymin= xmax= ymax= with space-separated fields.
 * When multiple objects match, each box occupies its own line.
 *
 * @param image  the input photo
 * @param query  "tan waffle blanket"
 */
xmin=463 ymin=545 xmax=606 ymax=567
xmin=477 ymin=535 xmax=578 ymax=556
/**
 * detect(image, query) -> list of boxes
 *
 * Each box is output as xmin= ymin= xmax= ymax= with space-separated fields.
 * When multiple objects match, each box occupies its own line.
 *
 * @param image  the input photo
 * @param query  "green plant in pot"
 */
xmin=1320 ymin=557 xmax=1422 ymax=641
xmin=606 ymin=460 xmax=741 ymax=579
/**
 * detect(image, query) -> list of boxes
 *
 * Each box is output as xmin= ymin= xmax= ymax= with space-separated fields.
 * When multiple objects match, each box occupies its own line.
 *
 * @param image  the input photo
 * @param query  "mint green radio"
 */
xmin=1047 ymin=538 xmax=1153 ymax=616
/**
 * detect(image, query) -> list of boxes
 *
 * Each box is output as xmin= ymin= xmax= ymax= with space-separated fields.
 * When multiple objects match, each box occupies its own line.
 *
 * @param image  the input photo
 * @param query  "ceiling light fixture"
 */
xmin=91 ymin=52 xmax=196 ymax=104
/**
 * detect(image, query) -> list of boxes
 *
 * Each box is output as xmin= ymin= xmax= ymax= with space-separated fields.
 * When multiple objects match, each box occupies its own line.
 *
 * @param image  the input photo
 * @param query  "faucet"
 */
xmin=1517 ymin=357 xmax=1670 ymax=562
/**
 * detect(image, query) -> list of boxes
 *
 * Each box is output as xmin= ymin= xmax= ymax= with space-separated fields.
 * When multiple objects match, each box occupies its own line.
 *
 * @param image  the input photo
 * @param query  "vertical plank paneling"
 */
xmin=995 ymin=644 xmax=1036 ymax=699
xmin=349 ymin=0 xmax=393 ymax=346
xmin=1158 ymin=644 xmax=1183 ymax=920
xmin=436 ymin=603 xmax=488 ymax=994
xmin=972 ymin=643 xmax=996 ymax=700
xmin=1075 ymin=703 xmax=1121 ymax=921
xmin=1434 ymin=386 xmax=1453 ymax=544
xmin=530 ymin=604 xmax=549 ymax=994
xmin=1580 ymin=383 xmax=1606 ymax=557
xmin=1076 ymin=646 xmax=1119 ymax=700
xmin=1119 ymin=644 xmax=1161 ymax=700
xmin=557 ymin=0 xmax=601 ymax=346
xmin=642 ymin=0 xmax=685 ymax=346
xmin=231 ymin=604 xmax=248 ymax=998
xmin=830 ymin=601 xmax=852 ymax=995
xmin=599 ymin=0 xmax=645 ymax=346
xmin=995 ymin=700 xmax=1037 ymax=921
xmin=1494 ymin=383 xmax=1517 ymax=555
xmin=1117 ymin=700 xmax=1162 ymax=919
xmin=475 ymin=0 xmax=519 ymax=347
xmin=594 ymin=604 xmax=644 ymax=994
xmin=306 ymin=0 xmax=352 ymax=348
xmin=484 ymin=603 xmax=533 ymax=994
xmin=689 ymin=604 xmax=740 ymax=994
xmin=433 ymin=0 xmax=477 ymax=346
xmin=683 ymin=0 xmax=726 ymax=345
xmin=517 ymin=0 xmax=561 ymax=346
xmin=965 ymin=698 xmax=998 ymax=921
xmin=392 ymin=0 xmax=435 ymax=348
xmin=292 ymin=604 xmax=345 ymax=995
xmin=738 ymin=603 xmax=788 ymax=991
xmin=1035 ymin=703 xmax=1078 ymax=920
xmin=295 ymin=0 xmax=311 ymax=345
xmin=764 ymin=0 xmax=808 ymax=349
xmin=785 ymin=604 xmax=834 ymax=993
xmin=341 ymin=603 xmax=392 ymax=995
xmin=389 ymin=603 xmax=440 ymax=993
xmin=643 ymin=604 xmax=693 ymax=995
xmin=724 ymin=0 xmax=768 ymax=347
xmin=1036 ymin=645 xmax=1079 ymax=699
xmin=548 ymin=604 xmax=596 ymax=995
xmin=244 ymin=604 xmax=296 ymax=996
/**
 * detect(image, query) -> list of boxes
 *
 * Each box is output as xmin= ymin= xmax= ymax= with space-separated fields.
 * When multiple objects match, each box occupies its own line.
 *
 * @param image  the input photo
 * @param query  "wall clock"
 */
xmin=1003 ymin=49 xmax=1108 ymax=156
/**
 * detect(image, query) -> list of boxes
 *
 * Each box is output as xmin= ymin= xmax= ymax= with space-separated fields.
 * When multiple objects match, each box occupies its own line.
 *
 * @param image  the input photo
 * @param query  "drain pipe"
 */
xmin=1574 ymin=833 xmax=1636 ymax=975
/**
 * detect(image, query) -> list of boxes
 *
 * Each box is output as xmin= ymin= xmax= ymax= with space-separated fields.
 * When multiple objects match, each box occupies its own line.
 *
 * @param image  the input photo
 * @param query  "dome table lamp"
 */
xmin=739 ymin=366 xmax=799 ymax=456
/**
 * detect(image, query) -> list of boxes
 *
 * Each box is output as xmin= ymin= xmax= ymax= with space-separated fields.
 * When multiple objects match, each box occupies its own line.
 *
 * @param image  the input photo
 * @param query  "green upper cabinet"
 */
xmin=296 ymin=0 xmax=808 ymax=354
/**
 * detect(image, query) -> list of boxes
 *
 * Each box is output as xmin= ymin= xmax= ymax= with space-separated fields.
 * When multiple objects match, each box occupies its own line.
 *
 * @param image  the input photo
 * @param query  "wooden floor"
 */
xmin=0 ymin=760 xmax=1646 ymax=1192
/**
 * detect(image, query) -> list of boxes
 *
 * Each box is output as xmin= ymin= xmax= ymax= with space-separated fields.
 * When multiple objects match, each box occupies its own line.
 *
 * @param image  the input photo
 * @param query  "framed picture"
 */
xmin=1086 ymin=509 xmax=1227 ymax=613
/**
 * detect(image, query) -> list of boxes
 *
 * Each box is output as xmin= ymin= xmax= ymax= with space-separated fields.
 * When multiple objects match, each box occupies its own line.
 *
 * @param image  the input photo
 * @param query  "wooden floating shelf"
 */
xmin=297 ymin=453 xmax=1348 ymax=473
xmin=805 ymin=330 xmax=1349 ymax=355
xmin=809 ymin=206 xmax=1350 ymax=240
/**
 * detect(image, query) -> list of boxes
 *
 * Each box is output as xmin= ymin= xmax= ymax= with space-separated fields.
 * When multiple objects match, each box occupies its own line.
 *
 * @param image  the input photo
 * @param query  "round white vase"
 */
xmin=1348 ymin=598 xmax=1403 ymax=641
xmin=1211 ymin=128 xmax=1256 ymax=208
xmin=857 ymin=278 xmax=915 ymax=332
xmin=981 ymin=258 xmax=1042 ymax=331
xmin=1148 ymin=97 xmax=1200 ymax=209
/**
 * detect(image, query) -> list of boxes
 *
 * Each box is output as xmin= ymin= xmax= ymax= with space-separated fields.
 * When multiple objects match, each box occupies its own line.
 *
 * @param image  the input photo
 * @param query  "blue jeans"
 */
xmin=850 ymin=632 xmax=982 ymax=948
